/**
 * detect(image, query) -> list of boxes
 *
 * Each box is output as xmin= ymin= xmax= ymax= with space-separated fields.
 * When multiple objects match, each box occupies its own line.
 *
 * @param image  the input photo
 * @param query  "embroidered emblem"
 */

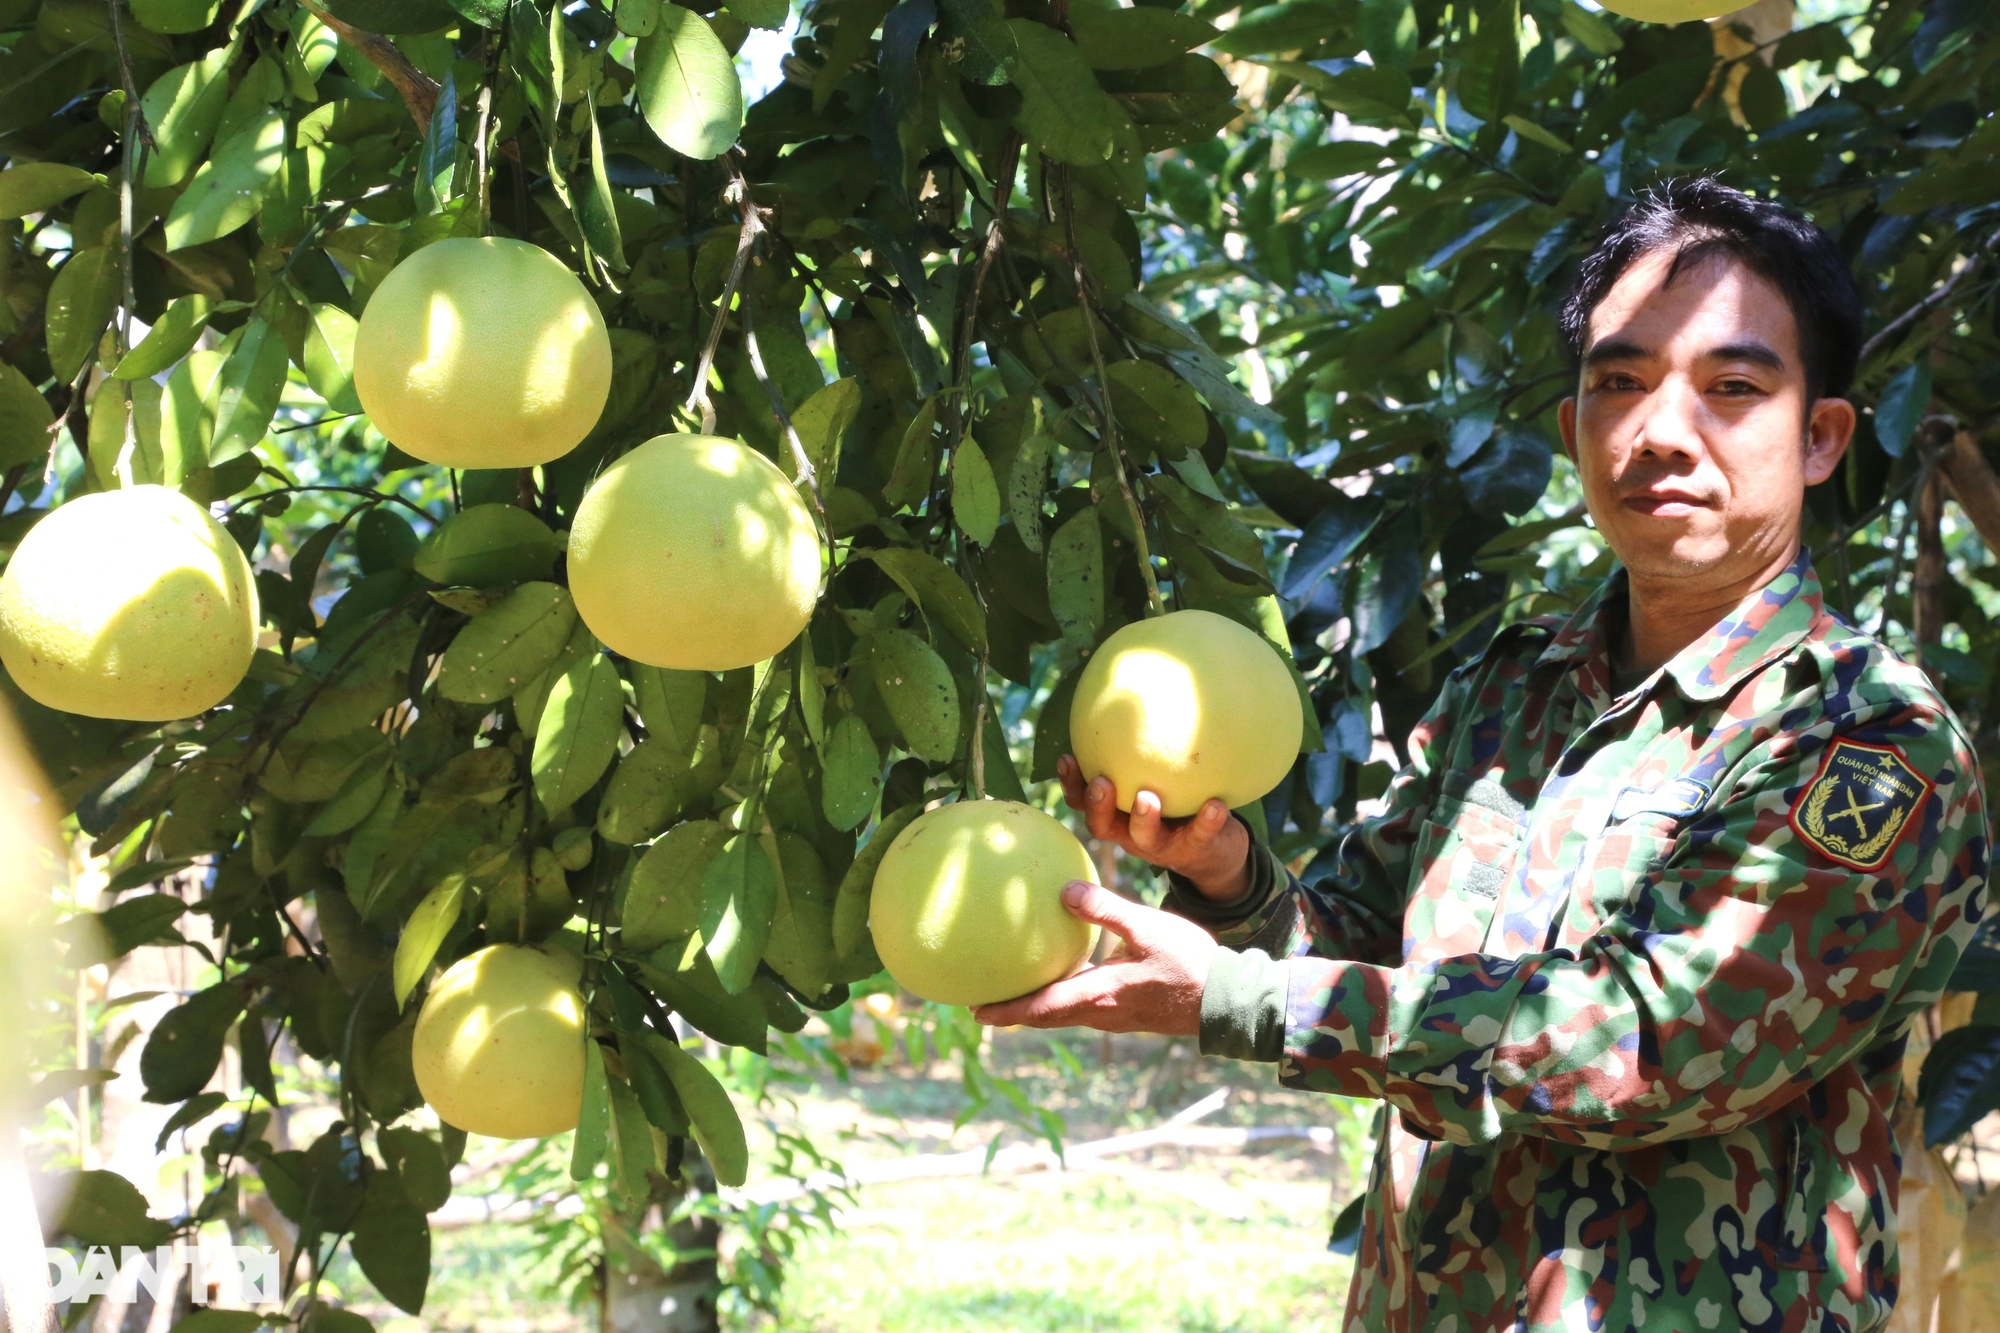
xmin=1789 ymin=739 xmax=1933 ymax=871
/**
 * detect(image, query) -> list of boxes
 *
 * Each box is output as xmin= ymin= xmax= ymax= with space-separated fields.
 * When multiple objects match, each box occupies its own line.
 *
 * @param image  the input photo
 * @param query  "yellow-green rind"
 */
xmin=566 ymin=433 xmax=821 ymax=671
xmin=0 ymin=485 xmax=258 ymax=722
xmin=353 ymin=236 xmax=612 ymax=469
xmin=869 ymin=800 xmax=1100 ymax=1008
xmin=411 ymin=943 xmax=587 ymax=1140
xmin=1069 ymin=608 xmax=1303 ymax=818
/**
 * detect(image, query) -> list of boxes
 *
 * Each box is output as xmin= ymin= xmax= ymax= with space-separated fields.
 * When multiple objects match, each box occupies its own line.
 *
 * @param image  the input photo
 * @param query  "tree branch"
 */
xmin=300 ymin=1 xmax=439 ymax=132
xmin=1939 ymin=429 xmax=2000 ymax=555
xmin=1858 ymin=227 xmax=2000 ymax=368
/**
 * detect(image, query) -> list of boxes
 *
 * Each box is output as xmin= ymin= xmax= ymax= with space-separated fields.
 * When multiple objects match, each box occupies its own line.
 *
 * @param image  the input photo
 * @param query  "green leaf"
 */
xmin=439 ymin=582 xmax=579 ymax=704
xmin=832 ymin=802 xmax=920 ymax=958
xmin=46 ymin=246 xmax=121 ymax=383
xmin=625 ymin=1036 xmax=691 ymax=1134
xmin=53 ymin=1170 xmax=174 ymax=1247
xmin=1046 ymin=508 xmax=1103 ymax=644
xmin=883 ymin=397 xmax=939 ymax=509
xmin=415 ymin=69 xmax=460 ymax=217
xmin=153 ymin=1091 xmax=228 ymax=1151
xmin=1007 ymin=19 xmax=1119 ymax=165
xmin=863 ymin=548 xmax=987 ymax=655
xmin=631 ymin=663 xmax=707 ymax=751
xmin=797 ymin=634 xmax=825 ymax=746
xmin=414 ymin=504 xmax=561 ymax=587
xmin=0 ymin=162 xmax=101 ymax=218
xmin=700 ymin=831 xmax=778 ymax=994
xmin=1502 ymin=114 xmax=1572 ymax=154
xmin=113 ymin=294 xmax=212 ymax=379
xmin=259 ymin=725 xmax=393 ymax=805
xmin=635 ymin=7 xmax=745 ymax=161
xmin=764 ymin=832 xmax=836 ymax=997
xmin=1876 ymin=361 xmax=1932 ymax=459
xmin=1106 ymin=360 xmax=1207 ymax=458
xmin=580 ymin=88 xmax=627 ymax=271
xmin=132 ymin=0 xmax=222 ymax=33
xmin=0 ymin=361 xmax=57 ymax=470
xmin=206 ymin=317 xmax=290 ymax=463
xmin=952 ymin=440 xmax=1001 ymax=546
xmin=607 ymin=1070 xmax=656 ymax=1207
xmin=1070 ymin=5 xmax=1216 ymax=70
xmin=597 ymin=737 xmax=694 ymax=846
xmin=350 ymin=1174 xmax=431 ymax=1314
xmin=791 ymin=377 xmax=861 ymax=483
xmin=162 ymin=108 xmax=286 ymax=250
xmin=303 ymin=302 xmax=362 ymax=412
xmin=636 ymin=941 xmax=770 ymax=1051
xmin=90 ymin=893 xmax=188 ymax=958
xmin=140 ymin=982 xmax=246 ymax=1103
xmin=724 ymin=0 xmax=786 ymax=26
xmin=394 ymin=876 xmax=465 ymax=1008
xmin=623 ymin=819 xmax=726 ymax=950
xmin=640 ymin=1030 xmax=750 ymax=1187
xmin=821 ymin=715 xmax=882 ymax=831
xmin=938 ymin=0 xmax=1018 ymax=83
xmin=532 ymin=653 xmax=625 ymax=814
xmin=572 ymin=1039 xmax=611 ymax=1180
xmin=1006 ymin=433 xmax=1056 ymax=554
xmin=870 ymin=629 xmax=961 ymax=762
xmin=303 ymin=1306 xmax=374 ymax=1333
xmin=141 ymin=48 xmax=231 ymax=187
xmin=374 ymin=1126 xmax=450 ymax=1213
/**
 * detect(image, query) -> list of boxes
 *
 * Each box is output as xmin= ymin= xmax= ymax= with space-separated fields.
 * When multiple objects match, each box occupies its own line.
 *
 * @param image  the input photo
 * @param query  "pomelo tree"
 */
xmin=3 ymin=0 xmax=1998 ymax=1325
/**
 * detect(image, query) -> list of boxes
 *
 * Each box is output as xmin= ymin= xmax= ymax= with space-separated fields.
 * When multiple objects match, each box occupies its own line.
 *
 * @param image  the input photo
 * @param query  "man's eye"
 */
xmin=1599 ymin=373 xmax=1644 ymax=392
xmin=1714 ymin=379 xmax=1762 ymax=396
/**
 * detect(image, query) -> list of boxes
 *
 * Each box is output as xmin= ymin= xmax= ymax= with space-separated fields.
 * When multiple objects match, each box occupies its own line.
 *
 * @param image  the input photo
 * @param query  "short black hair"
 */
xmin=1559 ymin=177 xmax=1865 ymax=403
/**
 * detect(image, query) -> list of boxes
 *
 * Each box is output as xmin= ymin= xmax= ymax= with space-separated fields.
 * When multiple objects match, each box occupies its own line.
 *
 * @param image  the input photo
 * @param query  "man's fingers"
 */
xmin=1126 ymin=788 xmax=1164 ymax=854
xmin=1058 ymin=880 xmax=1157 ymax=945
xmin=1185 ymin=798 xmax=1231 ymax=849
xmin=1056 ymin=755 xmax=1091 ymax=814
xmin=971 ymin=962 xmax=1129 ymax=1030
xmin=1080 ymin=775 xmax=1126 ymax=842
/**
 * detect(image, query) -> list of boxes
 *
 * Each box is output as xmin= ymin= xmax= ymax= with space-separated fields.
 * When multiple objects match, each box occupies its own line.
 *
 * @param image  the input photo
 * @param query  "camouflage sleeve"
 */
xmin=1161 ymin=661 xmax=1471 ymax=963
xmin=1275 ymin=711 xmax=1990 ymax=1149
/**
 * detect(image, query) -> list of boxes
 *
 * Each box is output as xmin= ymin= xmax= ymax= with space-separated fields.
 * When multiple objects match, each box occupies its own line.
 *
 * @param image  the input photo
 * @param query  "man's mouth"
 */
xmin=1622 ymin=490 xmax=1711 ymax=518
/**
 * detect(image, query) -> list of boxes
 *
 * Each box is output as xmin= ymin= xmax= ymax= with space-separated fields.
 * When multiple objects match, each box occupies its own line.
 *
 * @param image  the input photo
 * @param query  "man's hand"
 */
xmin=1056 ymin=755 xmax=1252 ymax=903
xmin=971 ymin=881 xmax=1220 ymax=1035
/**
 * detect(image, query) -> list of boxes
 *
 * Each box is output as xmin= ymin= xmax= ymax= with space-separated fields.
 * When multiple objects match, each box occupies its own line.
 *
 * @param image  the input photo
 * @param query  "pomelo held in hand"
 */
xmin=412 ymin=943 xmax=587 ymax=1139
xmin=567 ymin=433 xmax=820 ymax=671
xmin=353 ymin=236 xmax=612 ymax=469
xmin=0 ymin=485 xmax=257 ymax=722
xmin=1596 ymin=0 xmax=1746 ymax=20
xmin=1070 ymin=609 xmax=1302 ymax=818
xmin=869 ymin=800 xmax=1100 ymax=1008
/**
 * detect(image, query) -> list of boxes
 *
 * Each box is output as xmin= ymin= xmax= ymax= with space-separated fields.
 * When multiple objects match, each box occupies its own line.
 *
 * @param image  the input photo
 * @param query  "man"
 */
xmin=976 ymin=177 xmax=1991 ymax=1332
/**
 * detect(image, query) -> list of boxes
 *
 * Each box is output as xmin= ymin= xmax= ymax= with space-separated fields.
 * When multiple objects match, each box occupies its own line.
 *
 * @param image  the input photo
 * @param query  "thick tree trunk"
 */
xmin=600 ymin=1160 xmax=723 ymax=1333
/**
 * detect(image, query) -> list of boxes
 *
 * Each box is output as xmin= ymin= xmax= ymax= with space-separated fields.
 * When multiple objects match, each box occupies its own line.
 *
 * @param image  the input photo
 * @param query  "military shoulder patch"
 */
xmin=1788 ymin=738 xmax=1934 ymax=872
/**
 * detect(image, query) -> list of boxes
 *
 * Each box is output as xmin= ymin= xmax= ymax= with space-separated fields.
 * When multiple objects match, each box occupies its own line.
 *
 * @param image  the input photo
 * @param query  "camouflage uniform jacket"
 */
xmin=1174 ymin=552 xmax=1989 ymax=1333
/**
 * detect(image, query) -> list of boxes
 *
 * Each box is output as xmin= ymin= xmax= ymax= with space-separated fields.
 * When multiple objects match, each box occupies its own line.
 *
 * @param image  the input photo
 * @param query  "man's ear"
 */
xmin=1558 ymin=396 xmax=1580 ymax=465
xmin=1804 ymin=397 xmax=1856 ymax=486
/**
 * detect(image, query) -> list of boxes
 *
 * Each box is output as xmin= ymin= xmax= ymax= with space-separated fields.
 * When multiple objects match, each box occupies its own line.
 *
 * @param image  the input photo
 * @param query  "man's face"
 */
xmin=1558 ymin=249 xmax=1854 ymax=588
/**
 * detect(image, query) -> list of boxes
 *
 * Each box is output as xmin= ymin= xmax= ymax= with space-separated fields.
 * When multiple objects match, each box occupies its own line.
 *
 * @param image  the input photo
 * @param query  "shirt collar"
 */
xmin=1536 ymin=548 xmax=1824 ymax=702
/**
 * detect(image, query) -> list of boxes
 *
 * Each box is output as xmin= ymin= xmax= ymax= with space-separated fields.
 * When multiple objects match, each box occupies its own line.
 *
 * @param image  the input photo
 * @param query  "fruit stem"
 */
xmin=1054 ymin=167 xmax=1165 ymax=618
xmin=684 ymin=152 xmax=763 ymax=435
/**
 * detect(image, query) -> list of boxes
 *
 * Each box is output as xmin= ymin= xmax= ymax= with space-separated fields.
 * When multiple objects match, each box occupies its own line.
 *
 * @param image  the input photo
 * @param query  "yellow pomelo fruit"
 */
xmin=412 ymin=944 xmax=587 ymax=1140
xmin=567 ymin=434 xmax=820 ymax=671
xmin=1070 ymin=609 xmax=1302 ymax=818
xmin=353 ymin=236 xmax=612 ymax=469
xmin=1596 ymin=0 xmax=1744 ymax=20
xmin=0 ymin=485 xmax=257 ymax=722
xmin=869 ymin=800 xmax=1101 ymax=1007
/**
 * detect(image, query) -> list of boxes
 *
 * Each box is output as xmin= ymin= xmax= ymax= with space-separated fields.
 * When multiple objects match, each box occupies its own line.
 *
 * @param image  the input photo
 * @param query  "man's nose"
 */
xmin=1632 ymin=377 xmax=1705 ymax=461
